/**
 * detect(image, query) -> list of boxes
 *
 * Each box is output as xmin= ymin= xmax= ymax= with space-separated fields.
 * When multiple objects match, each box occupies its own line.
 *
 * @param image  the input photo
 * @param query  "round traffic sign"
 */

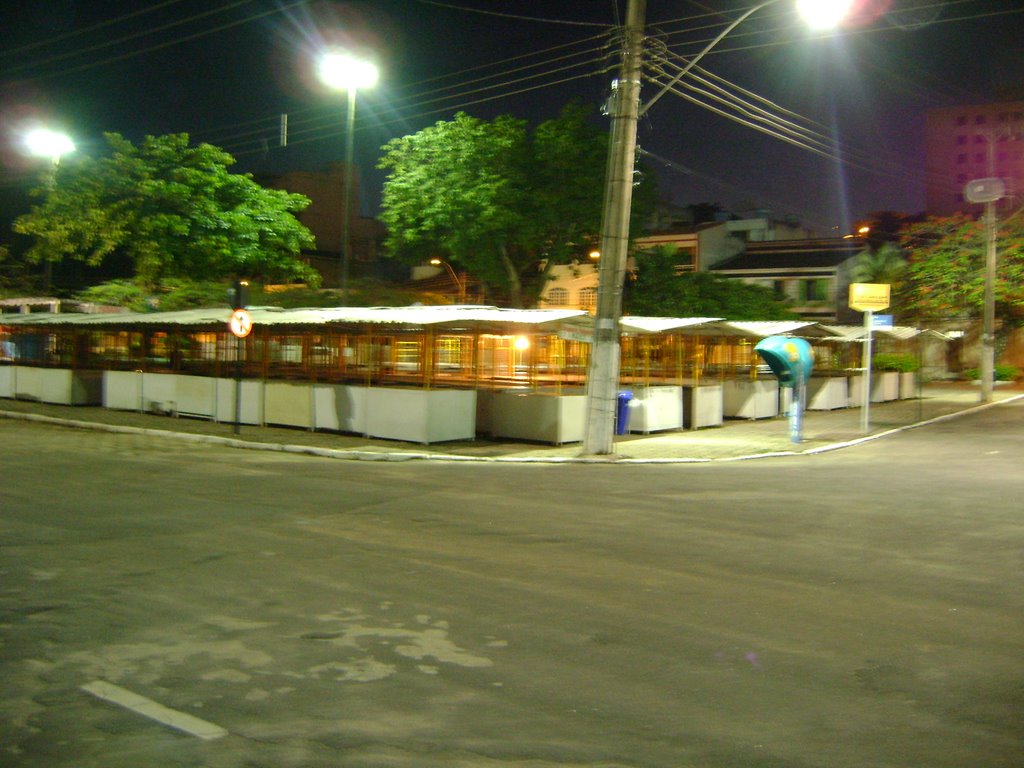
xmin=229 ymin=309 xmax=254 ymax=338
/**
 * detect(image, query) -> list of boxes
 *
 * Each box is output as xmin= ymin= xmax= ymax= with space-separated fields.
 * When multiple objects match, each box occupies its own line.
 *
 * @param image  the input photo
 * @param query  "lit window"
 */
xmin=547 ymin=287 xmax=568 ymax=306
xmin=579 ymin=287 xmax=597 ymax=309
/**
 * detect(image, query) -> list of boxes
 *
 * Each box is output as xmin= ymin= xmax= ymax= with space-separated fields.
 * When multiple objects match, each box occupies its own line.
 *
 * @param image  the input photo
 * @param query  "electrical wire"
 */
xmin=5 ymin=0 xmax=310 ymax=81
xmin=409 ymin=0 xmax=610 ymax=27
xmin=0 ymin=0 xmax=188 ymax=58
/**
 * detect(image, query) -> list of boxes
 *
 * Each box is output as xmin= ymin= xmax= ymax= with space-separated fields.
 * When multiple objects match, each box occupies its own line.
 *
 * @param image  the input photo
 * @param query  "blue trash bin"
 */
xmin=615 ymin=391 xmax=634 ymax=435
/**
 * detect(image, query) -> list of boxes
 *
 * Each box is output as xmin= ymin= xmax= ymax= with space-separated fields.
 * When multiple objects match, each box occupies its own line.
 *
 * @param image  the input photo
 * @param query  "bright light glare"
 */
xmin=24 ymin=128 xmax=75 ymax=160
xmin=514 ymin=336 xmax=530 ymax=351
xmin=318 ymin=53 xmax=379 ymax=91
xmin=795 ymin=0 xmax=853 ymax=30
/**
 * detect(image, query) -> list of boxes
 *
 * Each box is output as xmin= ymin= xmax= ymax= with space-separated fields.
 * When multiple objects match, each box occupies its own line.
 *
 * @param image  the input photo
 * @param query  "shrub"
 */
xmin=872 ymin=353 xmax=919 ymax=373
xmin=963 ymin=364 xmax=1020 ymax=382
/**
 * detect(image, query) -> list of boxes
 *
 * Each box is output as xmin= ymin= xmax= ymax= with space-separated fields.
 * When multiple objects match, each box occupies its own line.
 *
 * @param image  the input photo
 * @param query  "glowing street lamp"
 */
xmin=24 ymin=128 xmax=75 ymax=290
xmin=582 ymin=0 xmax=853 ymax=456
xmin=429 ymin=258 xmax=467 ymax=304
xmin=318 ymin=52 xmax=379 ymax=304
xmin=25 ymin=128 xmax=76 ymax=165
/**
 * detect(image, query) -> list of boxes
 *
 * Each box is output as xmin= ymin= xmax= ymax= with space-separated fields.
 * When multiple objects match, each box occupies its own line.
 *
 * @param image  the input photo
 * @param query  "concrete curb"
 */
xmin=4 ymin=393 xmax=1022 ymax=465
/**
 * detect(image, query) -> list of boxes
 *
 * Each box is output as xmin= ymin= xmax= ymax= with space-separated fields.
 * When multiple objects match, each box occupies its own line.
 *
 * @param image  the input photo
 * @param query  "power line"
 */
xmin=409 ymin=0 xmax=611 ymax=27
xmin=0 ymin=0 xmax=188 ymax=58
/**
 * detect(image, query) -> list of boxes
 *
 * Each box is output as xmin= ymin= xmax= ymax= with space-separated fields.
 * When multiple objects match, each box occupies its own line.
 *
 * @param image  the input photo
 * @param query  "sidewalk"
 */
xmin=2 ymin=383 xmax=1021 ymax=463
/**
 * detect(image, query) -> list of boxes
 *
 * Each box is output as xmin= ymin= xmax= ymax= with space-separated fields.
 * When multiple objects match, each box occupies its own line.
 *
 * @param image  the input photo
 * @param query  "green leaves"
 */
xmin=378 ymin=103 xmax=646 ymax=307
xmin=13 ymin=133 xmax=319 ymax=293
xmin=625 ymin=246 xmax=798 ymax=320
xmin=900 ymin=211 xmax=1024 ymax=331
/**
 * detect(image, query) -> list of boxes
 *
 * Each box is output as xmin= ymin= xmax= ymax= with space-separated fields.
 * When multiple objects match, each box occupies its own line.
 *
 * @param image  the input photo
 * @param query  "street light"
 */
xmin=318 ymin=51 xmax=379 ymax=305
xmin=965 ymin=177 xmax=1005 ymax=404
xmin=582 ymin=0 xmax=852 ymax=456
xmin=24 ymin=128 xmax=75 ymax=164
xmin=429 ymin=258 xmax=467 ymax=304
xmin=23 ymin=127 xmax=75 ymax=291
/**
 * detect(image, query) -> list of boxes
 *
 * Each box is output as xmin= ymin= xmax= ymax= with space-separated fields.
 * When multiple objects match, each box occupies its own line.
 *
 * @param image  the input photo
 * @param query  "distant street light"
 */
xmin=582 ymin=0 xmax=852 ymax=456
xmin=318 ymin=51 xmax=379 ymax=305
xmin=429 ymin=258 xmax=467 ymax=304
xmin=24 ymin=127 xmax=75 ymax=291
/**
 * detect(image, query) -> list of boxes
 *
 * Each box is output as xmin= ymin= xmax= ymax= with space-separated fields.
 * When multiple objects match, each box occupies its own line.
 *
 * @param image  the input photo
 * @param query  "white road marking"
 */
xmin=81 ymin=680 xmax=228 ymax=740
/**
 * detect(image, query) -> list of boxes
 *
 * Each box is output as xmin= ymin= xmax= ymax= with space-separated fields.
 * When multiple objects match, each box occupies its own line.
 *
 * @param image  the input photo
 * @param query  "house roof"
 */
xmin=712 ymin=239 xmax=861 ymax=272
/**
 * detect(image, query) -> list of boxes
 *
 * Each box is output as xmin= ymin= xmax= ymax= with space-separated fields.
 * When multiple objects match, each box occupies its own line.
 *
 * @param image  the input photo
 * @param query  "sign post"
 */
xmin=228 ymin=308 xmax=253 ymax=434
xmin=849 ymin=283 xmax=891 ymax=433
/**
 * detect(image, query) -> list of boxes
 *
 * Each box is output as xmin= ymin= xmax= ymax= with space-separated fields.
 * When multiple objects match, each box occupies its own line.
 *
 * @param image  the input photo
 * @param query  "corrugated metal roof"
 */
xmin=621 ymin=316 xmax=724 ymax=333
xmin=0 ymin=304 xmax=588 ymax=330
xmin=723 ymin=321 xmax=835 ymax=339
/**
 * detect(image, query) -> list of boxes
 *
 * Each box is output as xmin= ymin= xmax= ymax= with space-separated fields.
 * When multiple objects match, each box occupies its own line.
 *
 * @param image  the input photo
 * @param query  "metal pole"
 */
xmin=581 ymin=0 xmax=645 ymax=456
xmin=340 ymin=88 xmax=357 ymax=304
xmin=861 ymin=310 xmax=873 ymax=433
xmin=980 ymin=200 xmax=996 ymax=403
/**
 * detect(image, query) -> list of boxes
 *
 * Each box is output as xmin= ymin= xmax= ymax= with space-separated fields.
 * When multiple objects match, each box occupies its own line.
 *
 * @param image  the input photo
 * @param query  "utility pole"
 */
xmin=581 ymin=0 xmax=645 ymax=456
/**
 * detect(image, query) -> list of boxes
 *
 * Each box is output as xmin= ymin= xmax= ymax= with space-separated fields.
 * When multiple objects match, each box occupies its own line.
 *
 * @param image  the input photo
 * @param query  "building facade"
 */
xmin=924 ymin=101 xmax=1024 ymax=216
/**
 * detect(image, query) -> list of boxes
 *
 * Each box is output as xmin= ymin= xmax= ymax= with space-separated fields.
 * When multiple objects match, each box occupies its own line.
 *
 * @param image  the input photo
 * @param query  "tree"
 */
xmin=851 ymin=242 xmax=908 ymax=285
xmin=13 ymin=133 xmax=319 ymax=293
xmin=899 ymin=210 xmax=1024 ymax=351
xmin=624 ymin=246 xmax=799 ymax=319
xmin=378 ymin=103 xmax=655 ymax=307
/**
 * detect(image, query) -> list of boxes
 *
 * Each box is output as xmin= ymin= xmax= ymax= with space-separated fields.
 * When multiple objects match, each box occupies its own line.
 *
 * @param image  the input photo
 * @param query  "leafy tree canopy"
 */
xmin=378 ymin=102 xmax=656 ymax=307
xmin=13 ymin=133 xmax=320 ymax=292
xmin=624 ymin=246 xmax=799 ymax=320
xmin=899 ymin=210 xmax=1024 ymax=345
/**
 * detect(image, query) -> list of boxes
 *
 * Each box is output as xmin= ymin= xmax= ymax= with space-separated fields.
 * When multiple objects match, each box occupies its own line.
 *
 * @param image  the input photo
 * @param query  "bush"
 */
xmin=872 ymin=353 xmax=919 ymax=373
xmin=963 ymin=364 xmax=1020 ymax=382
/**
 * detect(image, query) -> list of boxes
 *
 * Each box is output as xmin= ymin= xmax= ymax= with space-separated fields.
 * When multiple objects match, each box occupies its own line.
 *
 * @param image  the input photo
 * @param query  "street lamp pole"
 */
xmin=430 ymin=258 xmax=466 ymax=303
xmin=24 ymin=128 xmax=75 ymax=292
xmin=964 ymin=177 xmax=1005 ymax=403
xmin=581 ymin=0 xmax=645 ymax=456
xmin=341 ymin=88 xmax=358 ymax=303
xmin=581 ymin=0 xmax=851 ymax=455
xmin=318 ymin=52 xmax=378 ymax=305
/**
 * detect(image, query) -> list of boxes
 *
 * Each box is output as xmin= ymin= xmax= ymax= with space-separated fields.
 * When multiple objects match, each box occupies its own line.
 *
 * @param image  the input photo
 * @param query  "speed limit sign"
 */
xmin=229 ymin=309 xmax=254 ymax=338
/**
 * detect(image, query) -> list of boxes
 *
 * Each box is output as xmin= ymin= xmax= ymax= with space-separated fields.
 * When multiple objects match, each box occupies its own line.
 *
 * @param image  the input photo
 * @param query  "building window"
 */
xmin=578 ymin=287 xmax=597 ymax=310
xmin=799 ymin=278 xmax=830 ymax=303
xmin=975 ymin=115 xmax=986 ymax=125
xmin=956 ymin=115 xmax=967 ymax=126
xmin=547 ymin=287 xmax=568 ymax=307
xmin=974 ymin=152 xmax=985 ymax=164
xmin=974 ymin=135 xmax=987 ymax=144
xmin=956 ymin=135 xmax=967 ymax=145
xmin=957 ymin=154 xmax=967 ymax=164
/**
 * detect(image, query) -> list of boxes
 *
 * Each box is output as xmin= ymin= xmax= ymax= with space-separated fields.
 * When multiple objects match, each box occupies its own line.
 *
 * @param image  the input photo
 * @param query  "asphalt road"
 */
xmin=2 ymin=401 xmax=1023 ymax=767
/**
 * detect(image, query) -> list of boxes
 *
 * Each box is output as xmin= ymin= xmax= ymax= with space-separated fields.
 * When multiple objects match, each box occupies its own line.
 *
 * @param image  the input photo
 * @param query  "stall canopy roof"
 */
xmin=0 ymin=305 xmax=587 ymax=331
xmin=822 ymin=324 xmax=954 ymax=342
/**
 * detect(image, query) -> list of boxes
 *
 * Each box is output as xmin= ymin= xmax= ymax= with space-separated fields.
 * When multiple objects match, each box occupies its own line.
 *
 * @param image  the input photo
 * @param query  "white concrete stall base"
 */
xmin=683 ymin=383 xmax=724 ymax=429
xmin=1 ymin=366 xmax=102 ymax=405
xmin=806 ymin=376 xmax=848 ymax=411
xmin=490 ymin=389 xmax=586 ymax=445
xmin=846 ymin=374 xmax=864 ymax=408
xmin=898 ymin=372 xmax=918 ymax=399
xmin=722 ymin=379 xmax=780 ymax=420
xmin=364 ymin=387 xmax=476 ymax=444
xmin=264 ymin=381 xmax=315 ymax=429
xmin=215 ymin=378 xmax=264 ymax=426
xmin=629 ymin=385 xmax=683 ymax=433
xmin=871 ymin=372 xmax=900 ymax=402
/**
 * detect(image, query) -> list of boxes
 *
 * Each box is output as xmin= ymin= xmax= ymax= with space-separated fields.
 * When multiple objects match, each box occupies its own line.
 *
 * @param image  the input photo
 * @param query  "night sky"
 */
xmin=2 ymin=0 xmax=1023 ymax=237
